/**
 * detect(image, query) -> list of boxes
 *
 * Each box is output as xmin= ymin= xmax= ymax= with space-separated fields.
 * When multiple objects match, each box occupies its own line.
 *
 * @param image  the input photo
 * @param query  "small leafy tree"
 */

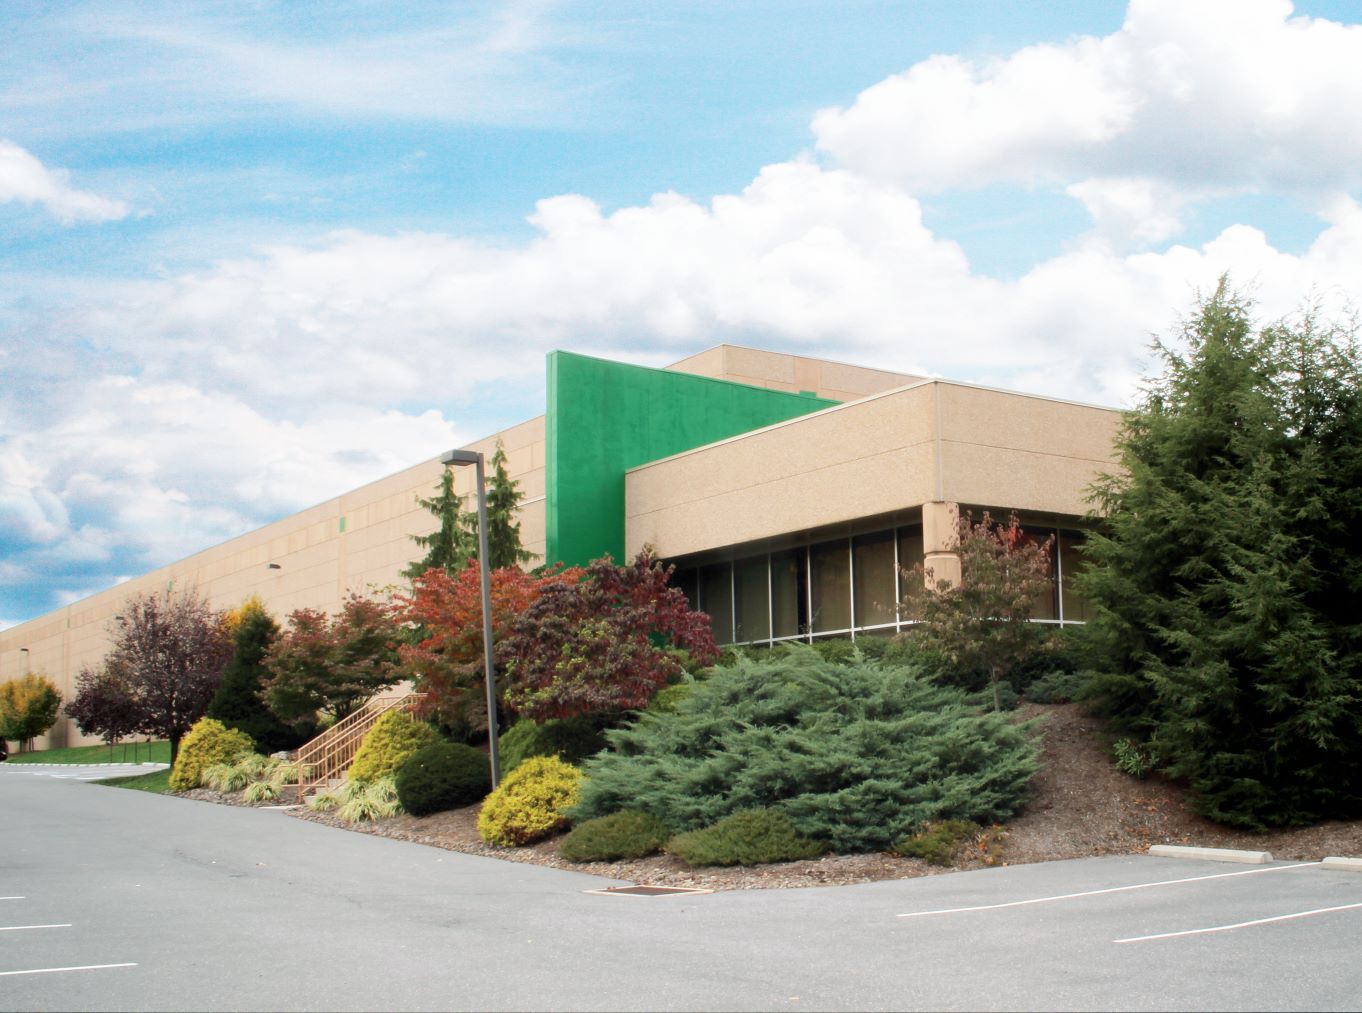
xmin=0 ymin=673 xmax=63 ymax=751
xmin=402 ymin=469 xmax=475 ymax=580
xmin=262 ymin=592 xmax=402 ymax=726
xmin=902 ymin=511 xmax=1055 ymax=711
xmin=208 ymin=605 xmax=303 ymax=753
xmin=396 ymin=563 xmax=582 ymax=735
xmin=67 ymin=661 xmax=140 ymax=754
xmin=108 ymin=590 xmax=233 ymax=764
xmin=500 ymin=548 xmax=719 ymax=722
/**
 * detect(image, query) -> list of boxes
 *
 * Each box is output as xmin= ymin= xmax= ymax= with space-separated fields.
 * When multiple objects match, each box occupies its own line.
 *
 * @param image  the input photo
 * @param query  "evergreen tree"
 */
xmin=1078 ymin=280 xmax=1362 ymax=828
xmin=468 ymin=441 xmax=534 ymax=570
xmin=208 ymin=607 xmax=306 ymax=753
xmin=402 ymin=469 xmax=475 ymax=580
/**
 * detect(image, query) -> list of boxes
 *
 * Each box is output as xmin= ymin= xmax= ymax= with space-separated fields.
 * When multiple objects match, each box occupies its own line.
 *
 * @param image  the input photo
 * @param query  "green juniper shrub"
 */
xmin=895 ymin=819 xmax=982 ymax=866
xmin=573 ymin=647 xmax=1039 ymax=853
xmin=810 ymin=638 xmax=856 ymax=664
xmin=395 ymin=741 xmax=491 ymax=816
xmin=1024 ymin=669 xmax=1089 ymax=704
xmin=558 ymin=810 xmax=672 ymax=863
xmin=666 ymin=809 xmax=823 ymax=867
xmin=497 ymin=715 xmax=608 ymax=773
xmin=852 ymin=636 xmax=890 ymax=661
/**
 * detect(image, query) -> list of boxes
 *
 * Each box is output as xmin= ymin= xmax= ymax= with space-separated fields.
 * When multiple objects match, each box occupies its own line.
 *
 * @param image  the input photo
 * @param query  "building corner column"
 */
xmin=922 ymin=501 xmax=961 ymax=590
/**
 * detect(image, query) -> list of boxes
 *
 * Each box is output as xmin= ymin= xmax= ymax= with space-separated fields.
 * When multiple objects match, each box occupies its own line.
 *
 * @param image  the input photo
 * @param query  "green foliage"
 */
xmin=1077 ymin=282 xmax=1362 ymax=827
xmin=498 ymin=716 xmax=608 ymax=773
xmin=395 ymin=741 xmax=491 ymax=816
xmin=480 ymin=441 xmax=535 ymax=571
xmin=337 ymin=776 xmax=402 ymax=822
xmin=645 ymin=681 xmax=695 ymax=715
xmin=1024 ymin=670 xmax=1088 ymax=704
xmin=1111 ymin=738 xmax=1155 ymax=779
xmin=0 ymin=672 xmax=63 ymax=748
xmin=667 ymin=809 xmax=822 ymax=867
xmin=307 ymin=789 xmax=344 ymax=812
xmin=348 ymin=710 xmax=439 ymax=784
xmin=902 ymin=511 xmax=1056 ymax=712
xmin=559 ymin=810 xmax=672 ymax=862
xmin=852 ymin=636 xmax=891 ymax=661
xmin=573 ymin=647 xmax=1039 ymax=853
xmin=403 ymin=468 xmax=476 ymax=580
xmin=811 ymin=638 xmax=856 ymax=664
xmin=895 ymin=819 xmax=982 ymax=865
xmin=477 ymin=755 xmax=583 ymax=846
xmin=208 ymin=608 xmax=306 ymax=753
xmin=168 ymin=717 xmax=254 ymax=792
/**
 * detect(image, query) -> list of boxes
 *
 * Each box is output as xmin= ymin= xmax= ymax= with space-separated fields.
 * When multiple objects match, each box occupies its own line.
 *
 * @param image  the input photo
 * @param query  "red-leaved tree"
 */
xmin=107 ymin=590 xmax=233 ymax=763
xmin=396 ymin=563 xmax=583 ymax=732
xmin=499 ymin=549 xmax=719 ymax=722
xmin=262 ymin=592 xmax=402 ymax=726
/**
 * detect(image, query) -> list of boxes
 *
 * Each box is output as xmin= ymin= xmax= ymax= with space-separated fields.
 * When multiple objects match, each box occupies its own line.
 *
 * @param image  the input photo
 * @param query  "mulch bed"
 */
xmin=183 ymin=703 xmax=1362 ymax=891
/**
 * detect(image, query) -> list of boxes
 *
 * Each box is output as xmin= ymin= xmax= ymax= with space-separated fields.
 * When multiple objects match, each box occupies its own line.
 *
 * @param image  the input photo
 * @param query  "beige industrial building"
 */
xmin=1 ymin=346 xmax=1121 ymax=749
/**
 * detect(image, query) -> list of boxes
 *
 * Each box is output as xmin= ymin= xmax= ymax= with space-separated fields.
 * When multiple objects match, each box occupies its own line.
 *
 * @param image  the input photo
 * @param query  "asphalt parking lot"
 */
xmin=2 ymin=769 xmax=1359 ymax=1012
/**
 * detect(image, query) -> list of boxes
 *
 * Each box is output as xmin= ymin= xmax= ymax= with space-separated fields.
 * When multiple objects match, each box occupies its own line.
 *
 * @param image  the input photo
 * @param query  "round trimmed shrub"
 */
xmin=169 ymin=717 xmax=255 ymax=791
xmin=666 ymin=809 xmax=822 ymax=867
xmin=477 ymin=755 xmax=583 ymax=846
xmin=348 ymin=710 xmax=439 ymax=785
xmin=395 ymin=742 xmax=491 ymax=816
xmin=558 ymin=810 xmax=671 ymax=863
xmin=498 ymin=716 xmax=606 ymax=773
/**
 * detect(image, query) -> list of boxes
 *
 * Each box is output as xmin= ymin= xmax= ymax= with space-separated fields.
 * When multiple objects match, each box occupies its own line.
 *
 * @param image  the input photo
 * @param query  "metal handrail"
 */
xmin=293 ymin=692 xmax=425 ymax=800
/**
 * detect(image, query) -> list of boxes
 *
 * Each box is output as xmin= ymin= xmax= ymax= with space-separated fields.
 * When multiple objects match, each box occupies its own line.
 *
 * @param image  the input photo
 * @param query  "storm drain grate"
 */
xmin=586 ymin=885 xmax=713 ymax=897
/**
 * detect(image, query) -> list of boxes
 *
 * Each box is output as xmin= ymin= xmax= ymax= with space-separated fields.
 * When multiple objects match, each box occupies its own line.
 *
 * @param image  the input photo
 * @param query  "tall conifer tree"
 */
xmin=1078 ymin=280 xmax=1362 ymax=827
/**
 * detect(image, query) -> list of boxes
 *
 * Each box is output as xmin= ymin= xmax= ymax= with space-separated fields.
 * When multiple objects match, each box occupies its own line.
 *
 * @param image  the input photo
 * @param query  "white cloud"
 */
xmin=0 ymin=139 xmax=128 ymax=224
xmin=812 ymin=0 xmax=1362 ymax=244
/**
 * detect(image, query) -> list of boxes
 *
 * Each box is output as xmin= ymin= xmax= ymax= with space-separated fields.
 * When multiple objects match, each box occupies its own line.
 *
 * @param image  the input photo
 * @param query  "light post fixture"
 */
xmin=19 ymin=647 xmax=29 ymax=674
xmin=441 ymin=448 xmax=501 ymax=788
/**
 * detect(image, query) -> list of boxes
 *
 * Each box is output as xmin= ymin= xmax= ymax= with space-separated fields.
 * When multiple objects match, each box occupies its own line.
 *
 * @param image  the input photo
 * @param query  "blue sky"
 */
xmin=4 ymin=0 xmax=1362 ymax=628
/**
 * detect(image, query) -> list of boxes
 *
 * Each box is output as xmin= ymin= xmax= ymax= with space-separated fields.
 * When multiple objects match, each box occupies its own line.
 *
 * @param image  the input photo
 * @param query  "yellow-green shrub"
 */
xmin=347 ymin=710 xmax=439 ymax=785
xmin=477 ymin=756 xmax=583 ymax=846
xmin=169 ymin=718 xmax=255 ymax=791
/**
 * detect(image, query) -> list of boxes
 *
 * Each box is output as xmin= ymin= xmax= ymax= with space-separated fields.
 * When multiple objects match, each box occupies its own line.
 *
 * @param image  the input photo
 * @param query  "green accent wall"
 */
xmin=546 ymin=351 xmax=840 ymax=566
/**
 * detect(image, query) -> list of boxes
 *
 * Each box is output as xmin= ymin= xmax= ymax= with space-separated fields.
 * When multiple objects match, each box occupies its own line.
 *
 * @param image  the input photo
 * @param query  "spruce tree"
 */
xmin=1078 ymin=280 xmax=1362 ymax=827
xmin=469 ymin=441 xmax=534 ymax=570
xmin=207 ymin=607 xmax=303 ymax=753
xmin=402 ymin=468 xmax=475 ymax=579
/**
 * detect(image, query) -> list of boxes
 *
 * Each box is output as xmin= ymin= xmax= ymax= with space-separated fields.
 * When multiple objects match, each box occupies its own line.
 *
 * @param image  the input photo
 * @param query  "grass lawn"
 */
xmin=6 ymin=740 xmax=170 ymax=765
xmin=97 ymin=768 xmax=173 ymax=793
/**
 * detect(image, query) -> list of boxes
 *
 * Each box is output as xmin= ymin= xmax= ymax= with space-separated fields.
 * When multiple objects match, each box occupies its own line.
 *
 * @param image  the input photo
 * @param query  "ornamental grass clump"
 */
xmin=573 ymin=647 xmax=1039 ymax=854
xmin=200 ymin=762 xmax=251 ymax=793
xmin=667 ymin=809 xmax=822 ymax=867
xmin=347 ymin=710 xmax=439 ymax=785
xmin=337 ymin=776 xmax=402 ymax=823
xmin=558 ymin=810 xmax=671 ymax=863
xmin=242 ymin=779 xmax=281 ymax=804
xmin=170 ymin=718 xmax=255 ymax=792
xmin=477 ymin=756 xmax=582 ymax=846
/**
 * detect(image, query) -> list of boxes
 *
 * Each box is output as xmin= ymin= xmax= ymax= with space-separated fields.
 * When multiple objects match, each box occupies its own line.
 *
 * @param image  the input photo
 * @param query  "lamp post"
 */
xmin=441 ymin=448 xmax=501 ymax=788
xmin=19 ymin=647 xmax=29 ymax=674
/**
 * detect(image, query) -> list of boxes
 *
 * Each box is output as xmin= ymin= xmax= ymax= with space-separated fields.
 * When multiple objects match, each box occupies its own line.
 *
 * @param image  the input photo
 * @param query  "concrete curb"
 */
xmin=1321 ymin=856 xmax=1362 ymax=871
xmin=1148 ymin=844 xmax=1273 ymax=864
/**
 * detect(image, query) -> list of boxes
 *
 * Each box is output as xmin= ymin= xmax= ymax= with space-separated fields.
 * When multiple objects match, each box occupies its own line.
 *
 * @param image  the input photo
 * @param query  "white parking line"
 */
xmin=0 ymin=963 xmax=137 ymax=977
xmin=1114 ymin=900 xmax=1362 ymax=943
xmin=897 ymin=862 xmax=1320 ymax=917
xmin=0 ymin=924 xmax=71 ymax=932
xmin=0 ymin=897 xmax=23 ymax=901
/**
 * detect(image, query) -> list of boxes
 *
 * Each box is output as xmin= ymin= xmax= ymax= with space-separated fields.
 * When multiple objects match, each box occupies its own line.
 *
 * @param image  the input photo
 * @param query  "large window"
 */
xmin=670 ymin=516 xmax=1088 ymax=646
